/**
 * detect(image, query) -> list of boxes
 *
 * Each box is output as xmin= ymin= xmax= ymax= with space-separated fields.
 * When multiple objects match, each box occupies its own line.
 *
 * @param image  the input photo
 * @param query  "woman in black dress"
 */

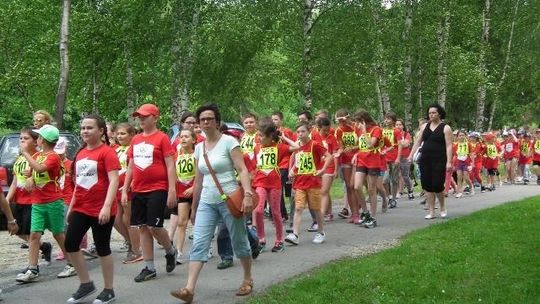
xmin=409 ymin=104 xmax=453 ymax=219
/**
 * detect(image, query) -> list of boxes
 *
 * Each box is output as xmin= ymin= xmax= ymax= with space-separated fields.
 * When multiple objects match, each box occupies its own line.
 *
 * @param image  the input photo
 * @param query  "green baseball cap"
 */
xmin=34 ymin=124 xmax=60 ymax=143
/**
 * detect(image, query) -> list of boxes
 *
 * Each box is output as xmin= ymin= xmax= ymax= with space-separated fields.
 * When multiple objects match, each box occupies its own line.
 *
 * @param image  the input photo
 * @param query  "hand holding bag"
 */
xmin=203 ymin=142 xmax=258 ymax=218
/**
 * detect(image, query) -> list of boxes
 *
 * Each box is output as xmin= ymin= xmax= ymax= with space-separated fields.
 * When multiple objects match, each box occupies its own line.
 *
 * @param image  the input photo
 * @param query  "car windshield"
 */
xmin=0 ymin=137 xmax=19 ymax=165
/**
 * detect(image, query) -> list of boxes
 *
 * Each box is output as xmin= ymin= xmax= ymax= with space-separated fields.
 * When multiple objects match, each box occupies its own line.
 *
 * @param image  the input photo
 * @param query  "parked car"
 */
xmin=0 ymin=132 xmax=81 ymax=229
xmin=168 ymin=122 xmax=245 ymax=143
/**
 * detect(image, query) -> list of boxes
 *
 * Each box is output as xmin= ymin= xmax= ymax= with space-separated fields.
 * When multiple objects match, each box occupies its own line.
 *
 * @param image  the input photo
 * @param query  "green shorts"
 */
xmin=31 ymin=199 xmax=65 ymax=235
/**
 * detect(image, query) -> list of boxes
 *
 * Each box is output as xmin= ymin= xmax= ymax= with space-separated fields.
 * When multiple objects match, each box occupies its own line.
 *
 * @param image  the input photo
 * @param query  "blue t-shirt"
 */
xmin=194 ymin=134 xmax=240 ymax=204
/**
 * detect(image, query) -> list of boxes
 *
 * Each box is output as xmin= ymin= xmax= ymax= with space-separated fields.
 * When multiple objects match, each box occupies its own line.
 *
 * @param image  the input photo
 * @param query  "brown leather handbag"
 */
xmin=203 ymin=143 xmax=258 ymax=218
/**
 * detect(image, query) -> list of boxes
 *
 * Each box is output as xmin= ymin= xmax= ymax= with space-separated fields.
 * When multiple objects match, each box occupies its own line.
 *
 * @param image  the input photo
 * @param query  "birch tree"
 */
xmin=436 ymin=4 xmax=450 ymax=108
xmin=371 ymin=1 xmax=391 ymax=115
xmin=475 ymin=0 xmax=490 ymax=131
xmin=403 ymin=0 xmax=414 ymax=128
xmin=54 ymin=0 xmax=70 ymax=129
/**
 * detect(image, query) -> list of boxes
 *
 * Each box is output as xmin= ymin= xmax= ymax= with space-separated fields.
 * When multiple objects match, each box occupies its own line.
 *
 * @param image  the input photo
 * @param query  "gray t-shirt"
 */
xmin=194 ymin=134 xmax=240 ymax=204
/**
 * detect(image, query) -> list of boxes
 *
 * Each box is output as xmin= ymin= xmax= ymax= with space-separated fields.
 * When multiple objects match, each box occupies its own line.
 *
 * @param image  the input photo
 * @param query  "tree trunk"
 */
xmin=54 ymin=0 xmax=70 ymax=129
xmin=171 ymin=1 xmax=201 ymax=125
xmin=125 ymin=45 xmax=136 ymax=125
xmin=375 ymin=78 xmax=384 ymax=122
xmin=403 ymin=0 xmax=413 ymax=129
xmin=303 ymin=0 xmax=316 ymax=110
xmin=92 ymin=62 xmax=99 ymax=114
xmin=418 ymin=64 xmax=423 ymax=119
xmin=488 ymin=0 xmax=519 ymax=130
xmin=436 ymin=7 xmax=450 ymax=108
xmin=371 ymin=2 xmax=391 ymax=115
xmin=475 ymin=0 xmax=490 ymax=131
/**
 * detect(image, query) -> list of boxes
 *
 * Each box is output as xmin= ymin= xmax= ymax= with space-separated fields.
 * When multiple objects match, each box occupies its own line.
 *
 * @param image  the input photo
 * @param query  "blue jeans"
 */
xmin=217 ymin=222 xmax=259 ymax=261
xmin=190 ymin=202 xmax=251 ymax=262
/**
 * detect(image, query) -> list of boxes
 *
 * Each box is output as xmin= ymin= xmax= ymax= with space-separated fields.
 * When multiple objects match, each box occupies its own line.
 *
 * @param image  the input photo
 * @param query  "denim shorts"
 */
xmin=190 ymin=201 xmax=251 ymax=262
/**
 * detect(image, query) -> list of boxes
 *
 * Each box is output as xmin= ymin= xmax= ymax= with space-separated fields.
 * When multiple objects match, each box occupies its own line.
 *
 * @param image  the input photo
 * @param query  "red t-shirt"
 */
xmin=335 ymin=124 xmax=359 ymax=164
xmin=483 ymin=142 xmax=501 ymax=169
xmin=31 ymin=151 xmax=64 ymax=204
xmin=382 ymin=128 xmax=403 ymax=162
xmin=292 ymin=140 xmax=326 ymax=189
xmin=278 ymin=127 xmax=294 ymax=169
xmin=175 ymin=150 xmax=196 ymax=198
xmin=251 ymin=143 xmax=289 ymax=189
xmin=400 ymin=132 xmax=412 ymax=158
xmin=318 ymin=133 xmax=338 ymax=174
xmin=518 ymin=139 xmax=533 ymax=164
xmin=128 ymin=131 xmax=175 ymax=193
xmin=11 ymin=155 xmax=34 ymax=205
xmin=62 ymin=159 xmax=74 ymax=205
xmin=116 ymin=145 xmax=130 ymax=201
xmin=533 ymin=139 xmax=540 ymax=162
xmin=453 ymin=142 xmax=474 ymax=165
xmin=73 ymin=144 xmax=121 ymax=217
xmin=472 ymin=143 xmax=485 ymax=167
xmin=502 ymin=138 xmax=519 ymax=160
xmin=356 ymin=125 xmax=383 ymax=169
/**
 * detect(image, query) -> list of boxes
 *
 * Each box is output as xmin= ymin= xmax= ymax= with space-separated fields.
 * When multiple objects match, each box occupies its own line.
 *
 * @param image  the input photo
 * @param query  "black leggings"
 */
xmin=65 ymin=211 xmax=115 ymax=256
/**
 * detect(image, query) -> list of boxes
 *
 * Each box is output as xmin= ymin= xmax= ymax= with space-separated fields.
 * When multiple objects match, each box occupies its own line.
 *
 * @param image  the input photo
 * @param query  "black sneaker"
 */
xmin=40 ymin=242 xmax=52 ymax=263
xmin=217 ymin=259 xmax=233 ymax=270
xmin=388 ymin=199 xmax=397 ymax=209
xmin=66 ymin=281 xmax=96 ymax=303
xmin=271 ymin=242 xmax=284 ymax=252
xmin=251 ymin=244 xmax=261 ymax=260
xmin=408 ymin=192 xmax=415 ymax=200
xmin=165 ymin=249 xmax=177 ymax=273
xmin=93 ymin=288 xmax=115 ymax=304
xmin=307 ymin=222 xmax=318 ymax=232
xmin=134 ymin=267 xmax=157 ymax=283
xmin=20 ymin=243 xmax=29 ymax=249
xmin=364 ymin=218 xmax=377 ymax=229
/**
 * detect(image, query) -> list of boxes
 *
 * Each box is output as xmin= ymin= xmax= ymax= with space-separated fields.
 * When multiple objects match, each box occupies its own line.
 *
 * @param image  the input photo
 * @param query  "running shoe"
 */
xmin=134 ymin=267 xmax=157 ymax=282
xmin=355 ymin=212 xmax=369 ymax=226
xmin=440 ymin=210 xmax=448 ymax=218
xmin=207 ymin=245 xmax=214 ymax=259
xmin=257 ymin=241 xmax=266 ymax=253
xmin=92 ymin=289 xmax=115 ymax=304
xmin=348 ymin=214 xmax=359 ymax=224
xmin=312 ymin=232 xmax=326 ymax=244
xmin=16 ymin=268 xmax=39 ymax=283
xmin=455 ymin=193 xmax=463 ymax=198
xmin=364 ymin=218 xmax=377 ymax=229
xmin=123 ymin=251 xmax=143 ymax=264
xmin=81 ymin=244 xmax=98 ymax=259
xmin=40 ymin=242 xmax=52 ymax=263
xmin=324 ymin=213 xmax=334 ymax=222
xmin=388 ymin=199 xmax=397 ymax=209
xmin=424 ymin=214 xmax=436 ymax=220
xmin=337 ymin=208 xmax=350 ymax=219
xmin=175 ymin=252 xmax=185 ymax=265
xmin=251 ymin=243 xmax=261 ymax=260
xmin=118 ymin=240 xmax=129 ymax=252
xmin=408 ymin=192 xmax=415 ymax=200
xmin=285 ymin=223 xmax=293 ymax=234
xmin=271 ymin=242 xmax=285 ymax=252
xmin=307 ymin=222 xmax=318 ymax=232
xmin=20 ymin=243 xmax=29 ymax=249
xmin=55 ymin=251 xmax=65 ymax=261
xmin=217 ymin=259 xmax=233 ymax=270
xmin=481 ymin=186 xmax=486 ymax=193
xmin=66 ymin=282 xmax=96 ymax=304
xmin=284 ymin=233 xmax=299 ymax=245
xmin=165 ymin=248 xmax=178 ymax=273
xmin=57 ymin=264 xmax=77 ymax=278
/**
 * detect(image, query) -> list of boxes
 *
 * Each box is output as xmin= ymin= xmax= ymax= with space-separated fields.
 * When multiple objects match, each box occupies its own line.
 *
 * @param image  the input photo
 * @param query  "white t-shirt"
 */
xmin=194 ymin=134 xmax=240 ymax=204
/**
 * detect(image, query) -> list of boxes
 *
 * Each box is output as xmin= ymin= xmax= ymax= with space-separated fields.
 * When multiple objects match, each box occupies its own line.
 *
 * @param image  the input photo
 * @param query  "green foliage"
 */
xmin=0 ymin=0 xmax=538 ymax=132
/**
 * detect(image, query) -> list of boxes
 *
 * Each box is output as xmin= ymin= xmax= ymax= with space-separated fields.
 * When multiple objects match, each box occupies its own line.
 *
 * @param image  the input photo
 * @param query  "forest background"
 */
xmin=0 ymin=0 xmax=538 ymax=134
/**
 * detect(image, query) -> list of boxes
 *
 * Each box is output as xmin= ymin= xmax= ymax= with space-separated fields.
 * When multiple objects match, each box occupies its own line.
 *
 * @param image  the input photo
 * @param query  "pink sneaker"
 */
xmin=348 ymin=214 xmax=359 ymax=224
xmin=55 ymin=251 xmax=65 ymax=261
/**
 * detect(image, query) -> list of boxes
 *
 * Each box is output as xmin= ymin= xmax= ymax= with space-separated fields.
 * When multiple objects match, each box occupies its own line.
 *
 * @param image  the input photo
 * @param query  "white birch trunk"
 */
xmin=54 ymin=0 xmax=70 ymax=129
xmin=303 ymin=0 xmax=316 ymax=110
xmin=125 ymin=45 xmax=136 ymax=125
xmin=372 ymin=3 xmax=391 ymax=115
xmin=475 ymin=0 xmax=490 ymax=131
xmin=437 ymin=8 xmax=450 ymax=108
xmin=403 ymin=0 xmax=413 ymax=129
xmin=92 ymin=62 xmax=99 ymax=114
xmin=488 ymin=0 xmax=519 ymax=130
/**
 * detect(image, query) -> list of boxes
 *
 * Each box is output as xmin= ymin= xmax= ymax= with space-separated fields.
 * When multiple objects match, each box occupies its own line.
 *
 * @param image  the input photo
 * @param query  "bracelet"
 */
xmin=8 ymin=219 xmax=16 ymax=224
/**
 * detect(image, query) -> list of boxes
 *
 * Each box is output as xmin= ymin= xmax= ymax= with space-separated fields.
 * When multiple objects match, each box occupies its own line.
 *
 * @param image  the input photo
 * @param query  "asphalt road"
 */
xmin=1 ymin=184 xmax=538 ymax=303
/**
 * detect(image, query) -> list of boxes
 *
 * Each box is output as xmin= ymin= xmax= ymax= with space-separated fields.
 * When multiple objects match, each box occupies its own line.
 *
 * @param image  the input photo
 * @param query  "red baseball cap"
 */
xmin=132 ymin=103 xmax=160 ymax=117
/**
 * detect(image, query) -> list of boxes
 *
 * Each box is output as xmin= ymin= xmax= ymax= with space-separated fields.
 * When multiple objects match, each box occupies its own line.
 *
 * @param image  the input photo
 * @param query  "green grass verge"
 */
xmin=248 ymin=196 xmax=540 ymax=304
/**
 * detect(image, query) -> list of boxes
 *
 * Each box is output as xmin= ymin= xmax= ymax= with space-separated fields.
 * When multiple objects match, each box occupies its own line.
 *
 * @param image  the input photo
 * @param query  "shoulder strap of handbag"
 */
xmin=203 ymin=142 xmax=227 ymax=199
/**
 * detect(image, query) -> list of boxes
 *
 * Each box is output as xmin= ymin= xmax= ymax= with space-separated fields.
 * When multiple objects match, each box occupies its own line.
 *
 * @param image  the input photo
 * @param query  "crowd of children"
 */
xmin=1 ymin=105 xmax=539 ymax=303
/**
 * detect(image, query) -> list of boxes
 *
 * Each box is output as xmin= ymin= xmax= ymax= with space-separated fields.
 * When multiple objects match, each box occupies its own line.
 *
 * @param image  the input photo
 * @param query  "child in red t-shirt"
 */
xmin=502 ymin=130 xmax=519 ymax=184
xmin=517 ymin=134 xmax=533 ymax=184
xmin=452 ymin=130 xmax=474 ymax=197
xmin=17 ymin=124 xmax=70 ymax=283
xmin=240 ymin=113 xmax=260 ymax=160
xmin=115 ymin=123 xmax=142 ymax=264
xmin=468 ymin=133 xmax=486 ymax=192
xmin=285 ymin=122 xmax=331 ymax=246
xmin=251 ymin=119 xmax=298 ymax=252
xmin=170 ymin=129 xmax=197 ymax=264
xmin=64 ymin=114 xmax=121 ymax=303
xmin=353 ymin=111 xmax=383 ymax=229
xmin=483 ymin=133 xmax=502 ymax=190
xmin=316 ymin=117 xmax=339 ymax=221
xmin=122 ymin=103 xmax=178 ymax=282
xmin=532 ymin=129 xmax=540 ymax=184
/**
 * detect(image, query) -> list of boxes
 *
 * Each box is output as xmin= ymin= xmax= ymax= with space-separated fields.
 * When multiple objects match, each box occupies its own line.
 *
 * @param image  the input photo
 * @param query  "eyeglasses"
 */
xmin=184 ymin=121 xmax=196 ymax=125
xmin=199 ymin=117 xmax=216 ymax=123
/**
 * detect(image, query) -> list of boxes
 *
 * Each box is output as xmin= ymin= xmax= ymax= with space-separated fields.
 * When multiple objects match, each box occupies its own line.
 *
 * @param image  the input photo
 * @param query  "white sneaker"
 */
xmin=16 ymin=269 xmax=39 ymax=283
xmin=57 ymin=264 xmax=77 ymax=278
xmin=207 ymin=246 xmax=214 ymax=259
xmin=440 ymin=210 xmax=448 ymax=218
xmin=424 ymin=214 xmax=436 ymax=220
xmin=176 ymin=252 xmax=185 ymax=265
xmin=284 ymin=233 xmax=299 ymax=245
xmin=312 ymin=232 xmax=326 ymax=244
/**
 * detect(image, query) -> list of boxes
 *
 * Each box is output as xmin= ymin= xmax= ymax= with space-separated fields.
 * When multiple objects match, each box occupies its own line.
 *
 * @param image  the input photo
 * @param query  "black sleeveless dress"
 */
xmin=419 ymin=122 xmax=447 ymax=193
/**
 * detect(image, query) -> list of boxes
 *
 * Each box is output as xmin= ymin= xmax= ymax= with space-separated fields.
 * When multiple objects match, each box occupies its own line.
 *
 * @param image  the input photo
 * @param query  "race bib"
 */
xmin=257 ymin=146 xmax=278 ymax=171
xmin=457 ymin=143 xmax=469 ymax=160
xmin=486 ymin=144 xmax=498 ymax=158
xmin=116 ymin=145 xmax=129 ymax=175
xmin=176 ymin=154 xmax=195 ymax=182
xmin=240 ymin=134 xmax=256 ymax=154
xmin=358 ymin=134 xmax=370 ymax=152
xmin=505 ymin=143 xmax=513 ymax=153
xmin=520 ymin=143 xmax=530 ymax=154
xmin=383 ymin=129 xmax=395 ymax=145
xmin=76 ymin=157 xmax=98 ymax=190
xmin=535 ymin=140 xmax=540 ymax=153
xmin=133 ymin=142 xmax=154 ymax=170
xmin=296 ymin=152 xmax=316 ymax=175
xmin=341 ymin=132 xmax=357 ymax=149
xmin=13 ymin=156 xmax=29 ymax=187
